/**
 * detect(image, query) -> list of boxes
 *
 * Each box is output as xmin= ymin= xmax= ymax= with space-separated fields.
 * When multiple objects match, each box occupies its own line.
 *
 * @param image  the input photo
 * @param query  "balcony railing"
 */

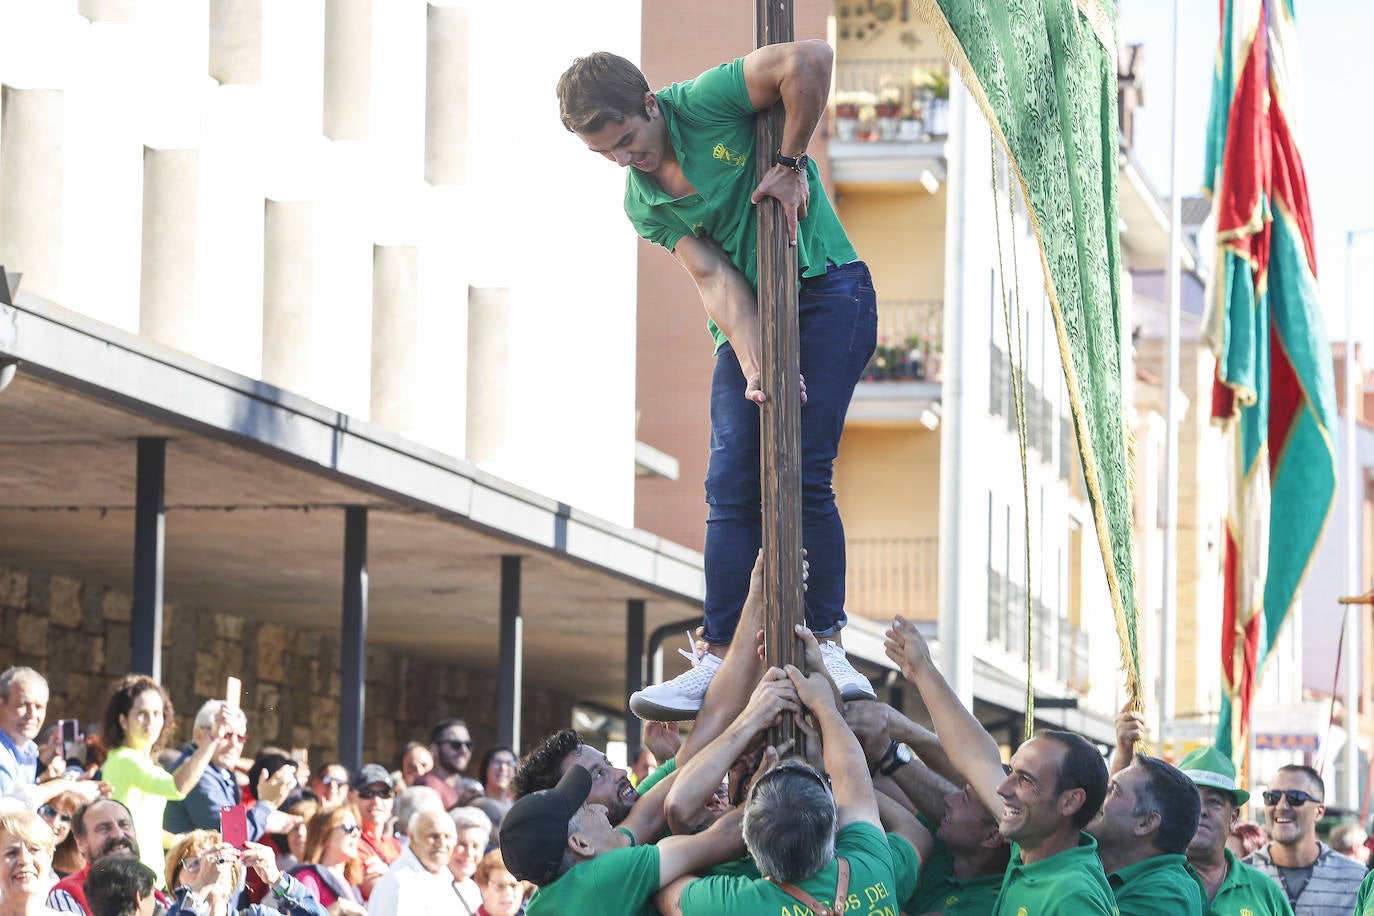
xmin=846 ymin=536 xmax=938 ymax=621
xmin=833 ymin=58 xmax=951 ymax=143
xmin=863 ymin=298 xmax=943 ymax=382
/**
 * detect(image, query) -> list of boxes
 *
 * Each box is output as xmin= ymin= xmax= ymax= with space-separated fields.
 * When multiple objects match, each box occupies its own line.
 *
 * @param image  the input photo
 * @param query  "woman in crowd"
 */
xmin=99 ymin=674 xmax=233 ymax=886
xmin=447 ymin=807 xmax=491 ymax=915
xmin=289 ymin=806 xmax=366 ymax=915
xmin=36 ymin=790 xmax=85 ymax=878
xmin=163 ymin=831 xmax=328 ymax=916
xmin=0 ymin=810 xmax=64 ymax=916
xmin=473 ymin=849 xmax=526 ymax=916
xmin=274 ymin=798 xmax=318 ymax=875
xmin=475 ymin=747 xmax=517 ymax=823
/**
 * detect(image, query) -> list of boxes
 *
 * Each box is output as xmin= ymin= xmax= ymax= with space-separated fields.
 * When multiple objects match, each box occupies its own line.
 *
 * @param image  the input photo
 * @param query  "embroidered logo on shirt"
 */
xmin=712 ymin=142 xmax=746 ymax=167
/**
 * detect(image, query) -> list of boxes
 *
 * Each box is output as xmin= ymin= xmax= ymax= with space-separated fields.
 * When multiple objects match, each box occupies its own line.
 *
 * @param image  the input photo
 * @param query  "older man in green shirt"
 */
xmin=1088 ymin=754 xmax=1205 ymax=916
xmin=1175 ymin=747 xmax=1294 ymax=916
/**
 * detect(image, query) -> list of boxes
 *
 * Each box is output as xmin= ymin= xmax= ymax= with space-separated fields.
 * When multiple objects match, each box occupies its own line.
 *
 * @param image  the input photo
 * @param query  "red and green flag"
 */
xmin=1203 ymin=0 xmax=1336 ymax=762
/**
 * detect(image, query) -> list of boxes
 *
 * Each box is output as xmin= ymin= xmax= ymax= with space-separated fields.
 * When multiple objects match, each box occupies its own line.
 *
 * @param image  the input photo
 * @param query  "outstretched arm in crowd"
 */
xmin=653 ymin=807 xmax=748 ymax=916
xmin=675 ymin=552 xmax=771 ymax=769
xmin=884 ymin=616 xmax=1006 ymax=822
xmin=844 ymin=700 xmax=959 ymax=823
xmin=663 ymin=668 xmax=799 ymax=835
xmin=786 ymin=654 xmax=881 ymax=830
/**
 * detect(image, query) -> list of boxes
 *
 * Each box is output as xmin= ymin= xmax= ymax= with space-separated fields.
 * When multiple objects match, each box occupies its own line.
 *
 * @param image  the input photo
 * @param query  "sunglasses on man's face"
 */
xmin=38 ymin=804 xmax=72 ymax=825
xmin=356 ymin=787 xmax=393 ymax=800
xmin=442 ymin=739 xmax=472 ymax=751
xmin=1262 ymin=789 xmax=1321 ymax=807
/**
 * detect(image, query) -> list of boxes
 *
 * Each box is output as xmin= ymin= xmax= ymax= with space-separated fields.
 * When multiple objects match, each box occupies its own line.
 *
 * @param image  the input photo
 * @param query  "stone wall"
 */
xmin=0 ymin=565 xmax=575 ymax=769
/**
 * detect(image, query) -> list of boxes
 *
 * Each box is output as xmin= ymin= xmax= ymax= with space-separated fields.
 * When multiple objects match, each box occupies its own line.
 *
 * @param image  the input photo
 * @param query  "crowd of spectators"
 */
xmin=4 ymin=565 xmax=1374 ymax=916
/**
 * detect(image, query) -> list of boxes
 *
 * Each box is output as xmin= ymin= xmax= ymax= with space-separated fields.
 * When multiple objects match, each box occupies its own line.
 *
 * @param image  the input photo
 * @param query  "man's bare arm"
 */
xmin=884 ymin=616 xmax=1006 ymax=821
xmin=672 ymin=235 xmax=761 ymax=391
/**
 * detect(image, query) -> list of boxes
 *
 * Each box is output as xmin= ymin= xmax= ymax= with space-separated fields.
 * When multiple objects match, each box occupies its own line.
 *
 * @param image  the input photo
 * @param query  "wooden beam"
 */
xmin=754 ymin=0 xmax=803 ymax=752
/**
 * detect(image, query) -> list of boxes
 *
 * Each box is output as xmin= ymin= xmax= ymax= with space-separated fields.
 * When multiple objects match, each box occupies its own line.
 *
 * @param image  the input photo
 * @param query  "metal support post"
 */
xmin=498 ymin=555 xmax=523 ymax=750
xmin=624 ymin=599 xmax=646 ymax=755
xmin=132 ymin=438 xmax=166 ymax=680
xmin=340 ymin=507 xmax=368 ymax=772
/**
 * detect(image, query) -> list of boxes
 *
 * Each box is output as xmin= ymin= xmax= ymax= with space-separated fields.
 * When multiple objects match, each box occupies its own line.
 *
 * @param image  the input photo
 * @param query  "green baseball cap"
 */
xmin=1176 ymin=746 xmax=1250 ymax=806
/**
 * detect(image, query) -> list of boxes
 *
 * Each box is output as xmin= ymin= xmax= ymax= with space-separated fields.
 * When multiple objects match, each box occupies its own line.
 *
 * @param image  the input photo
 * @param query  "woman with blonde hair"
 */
xmin=288 ymin=806 xmax=366 ymax=915
xmin=0 ymin=810 xmax=64 ymax=915
xmin=99 ymin=673 xmax=236 ymax=885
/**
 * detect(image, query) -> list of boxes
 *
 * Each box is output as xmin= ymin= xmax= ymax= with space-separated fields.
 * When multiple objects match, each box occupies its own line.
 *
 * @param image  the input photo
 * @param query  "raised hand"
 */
xmin=883 ymin=615 xmax=934 ymax=680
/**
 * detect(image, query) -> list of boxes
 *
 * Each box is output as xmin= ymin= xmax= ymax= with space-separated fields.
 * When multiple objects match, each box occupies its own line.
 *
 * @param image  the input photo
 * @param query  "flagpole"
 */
xmin=1159 ymin=0 xmax=1184 ymax=756
xmin=1341 ymin=228 xmax=1372 ymax=808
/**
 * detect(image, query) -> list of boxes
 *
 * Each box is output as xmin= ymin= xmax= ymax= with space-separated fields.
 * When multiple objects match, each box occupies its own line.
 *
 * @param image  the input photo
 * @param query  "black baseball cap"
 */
xmin=499 ymin=766 xmax=591 ymax=886
xmin=350 ymin=763 xmax=394 ymax=791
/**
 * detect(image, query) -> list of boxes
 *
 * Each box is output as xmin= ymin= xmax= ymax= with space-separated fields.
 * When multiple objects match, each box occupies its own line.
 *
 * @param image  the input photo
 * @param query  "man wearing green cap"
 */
xmin=1174 ymin=746 xmax=1294 ymax=916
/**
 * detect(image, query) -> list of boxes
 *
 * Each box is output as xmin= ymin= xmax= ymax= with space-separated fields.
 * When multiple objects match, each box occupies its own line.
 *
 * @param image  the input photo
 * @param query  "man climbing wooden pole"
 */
xmin=556 ymin=25 xmax=880 ymax=729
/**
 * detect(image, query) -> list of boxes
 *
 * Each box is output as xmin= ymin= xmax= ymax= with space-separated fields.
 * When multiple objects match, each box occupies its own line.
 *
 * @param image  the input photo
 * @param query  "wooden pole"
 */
xmin=754 ymin=0 xmax=803 ymax=753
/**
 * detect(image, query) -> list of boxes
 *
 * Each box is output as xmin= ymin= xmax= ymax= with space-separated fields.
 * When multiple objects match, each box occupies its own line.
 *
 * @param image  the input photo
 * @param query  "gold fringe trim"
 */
xmin=910 ymin=0 xmax=1143 ymax=707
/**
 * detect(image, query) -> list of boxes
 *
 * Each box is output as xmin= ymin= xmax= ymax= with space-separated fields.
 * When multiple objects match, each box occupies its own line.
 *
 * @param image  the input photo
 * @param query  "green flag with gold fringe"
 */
xmin=915 ymin=0 xmax=1141 ymax=701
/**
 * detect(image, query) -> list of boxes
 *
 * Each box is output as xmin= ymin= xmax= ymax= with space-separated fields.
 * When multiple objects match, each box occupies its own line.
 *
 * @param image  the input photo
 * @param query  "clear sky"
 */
xmin=1118 ymin=0 xmax=1374 ymax=345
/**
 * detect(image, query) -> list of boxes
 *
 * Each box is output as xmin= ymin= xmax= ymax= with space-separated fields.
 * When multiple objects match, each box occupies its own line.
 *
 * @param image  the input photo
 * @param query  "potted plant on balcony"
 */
xmin=925 ymin=70 xmax=951 ymax=138
xmin=874 ymin=86 xmax=902 ymax=141
xmin=898 ymin=100 xmax=924 ymax=142
xmin=832 ymin=90 xmax=868 ymax=141
xmin=917 ymin=330 xmax=943 ymax=381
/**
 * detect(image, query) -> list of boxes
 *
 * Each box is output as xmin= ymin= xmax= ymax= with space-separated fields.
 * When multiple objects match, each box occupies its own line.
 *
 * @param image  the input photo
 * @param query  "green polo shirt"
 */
xmin=1355 ymin=867 xmax=1374 ymax=915
xmin=906 ymin=835 xmax=1005 ymax=915
xmin=994 ymin=833 xmax=1117 ymax=915
xmin=524 ymin=843 xmax=660 ymax=916
xmin=624 ymin=58 xmax=857 ymax=352
xmin=636 ymin=756 xmax=676 ymax=793
xmin=1187 ymin=849 xmax=1294 ymax=916
xmin=680 ymin=821 xmax=905 ymax=915
xmin=1107 ymin=853 xmax=1204 ymax=916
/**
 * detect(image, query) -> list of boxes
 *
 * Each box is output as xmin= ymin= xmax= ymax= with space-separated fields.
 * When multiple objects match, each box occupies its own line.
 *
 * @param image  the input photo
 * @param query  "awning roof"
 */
xmin=0 ymin=294 xmax=707 ymax=713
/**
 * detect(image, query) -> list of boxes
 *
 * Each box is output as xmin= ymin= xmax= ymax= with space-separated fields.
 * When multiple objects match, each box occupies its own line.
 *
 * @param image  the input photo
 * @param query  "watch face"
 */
xmin=795 ymin=153 xmax=810 ymax=171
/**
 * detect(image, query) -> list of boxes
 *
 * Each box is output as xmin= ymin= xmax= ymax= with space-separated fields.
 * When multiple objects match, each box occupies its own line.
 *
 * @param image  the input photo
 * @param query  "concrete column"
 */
xmin=466 ymin=285 xmax=509 ymax=466
xmin=424 ymin=2 xmax=470 ymax=185
xmin=323 ymin=0 xmax=371 ymax=140
xmin=369 ymin=244 xmax=419 ymax=429
xmin=0 ymin=87 xmax=63 ymax=301
xmin=78 ymin=0 xmax=136 ymax=20
xmin=139 ymin=148 xmax=199 ymax=353
xmin=209 ymin=0 xmax=263 ymax=85
xmin=261 ymin=200 xmax=315 ymax=393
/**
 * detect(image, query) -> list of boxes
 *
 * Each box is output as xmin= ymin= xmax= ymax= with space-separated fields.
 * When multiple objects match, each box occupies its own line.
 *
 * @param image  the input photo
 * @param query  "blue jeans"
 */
xmin=701 ymin=260 xmax=877 ymax=644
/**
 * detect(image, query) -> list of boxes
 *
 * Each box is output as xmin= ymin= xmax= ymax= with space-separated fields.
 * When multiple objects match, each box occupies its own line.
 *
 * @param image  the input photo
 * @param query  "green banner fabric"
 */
xmin=915 ymin=0 xmax=1141 ymax=701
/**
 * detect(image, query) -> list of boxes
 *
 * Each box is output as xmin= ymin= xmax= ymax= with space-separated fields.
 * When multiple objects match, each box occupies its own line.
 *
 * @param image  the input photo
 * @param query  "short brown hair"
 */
xmin=556 ymin=52 xmax=651 ymax=134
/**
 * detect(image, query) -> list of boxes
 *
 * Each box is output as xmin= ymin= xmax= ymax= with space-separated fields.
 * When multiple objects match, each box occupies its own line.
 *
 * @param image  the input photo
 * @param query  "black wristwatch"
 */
xmin=775 ymin=149 xmax=810 ymax=172
xmin=873 ymin=739 xmax=913 ymax=776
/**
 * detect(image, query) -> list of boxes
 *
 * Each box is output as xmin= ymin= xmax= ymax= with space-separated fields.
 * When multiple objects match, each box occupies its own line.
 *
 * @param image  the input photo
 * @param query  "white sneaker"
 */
xmin=629 ymin=647 xmax=722 ymax=721
xmin=820 ymin=641 xmax=877 ymax=701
